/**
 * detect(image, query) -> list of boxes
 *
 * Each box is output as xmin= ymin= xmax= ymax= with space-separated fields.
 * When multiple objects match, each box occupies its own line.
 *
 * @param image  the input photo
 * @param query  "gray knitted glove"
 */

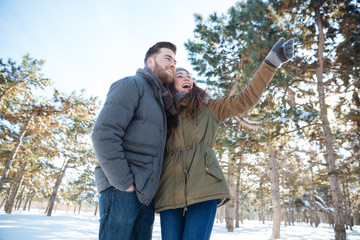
xmin=265 ymin=37 xmax=299 ymax=68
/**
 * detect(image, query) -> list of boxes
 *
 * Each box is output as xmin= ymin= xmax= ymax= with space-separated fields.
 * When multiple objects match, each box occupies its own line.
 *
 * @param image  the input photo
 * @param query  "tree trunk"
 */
xmin=0 ymin=195 xmax=7 ymax=209
xmin=286 ymin=191 xmax=291 ymax=226
xmin=94 ymin=203 xmax=98 ymax=216
xmin=310 ymin=164 xmax=319 ymax=227
xmin=15 ymin=187 xmax=25 ymax=210
xmin=354 ymin=205 xmax=360 ymax=226
xmin=240 ymin=177 xmax=244 ymax=225
xmin=290 ymin=189 xmax=295 ymax=225
xmin=269 ymin=146 xmax=281 ymax=239
xmin=28 ymin=194 xmax=34 ymax=211
xmin=235 ymin=158 xmax=242 ymax=228
xmin=0 ymin=117 xmax=31 ymax=193
xmin=23 ymin=191 xmax=34 ymax=211
xmin=47 ymin=166 xmax=67 ymax=216
xmin=260 ymin=194 xmax=265 ymax=224
xmin=4 ymin=162 xmax=27 ymax=214
xmin=235 ymin=173 xmax=240 ymax=228
xmin=45 ymin=204 xmax=49 ymax=214
xmin=280 ymin=176 xmax=287 ymax=227
xmin=342 ymin=182 xmax=349 ymax=230
xmin=284 ymin=202 xmax=289 ymax=227
xmin=314 ymin=5 xmax=346 ymax=240
xmin=328 ymin=212 xmax=335 ymax=227
xmin=344 ymin=179 xmax=353 ymax=230
xmin=216 ymin=206 xmax=225 ymax=223
xmin=22 ymin=191 xmax=30 ymax=211
xmin=78 ymin=203 xmax=82 ymax=214
xmin=304 ymin=208 xmax=308 ymax=224
xmin=225 ymin=160 xmax=236 ymax=232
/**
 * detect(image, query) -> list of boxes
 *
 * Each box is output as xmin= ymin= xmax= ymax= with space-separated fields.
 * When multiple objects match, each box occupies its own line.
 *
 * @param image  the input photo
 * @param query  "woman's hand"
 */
xmin=265 ymin=37 xmax=299 ymax=68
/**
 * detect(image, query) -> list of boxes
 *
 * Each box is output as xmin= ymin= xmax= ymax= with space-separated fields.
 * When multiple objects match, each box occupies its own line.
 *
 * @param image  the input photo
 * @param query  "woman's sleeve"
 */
xmin=208 ymin=62 xmax=277 ymax=122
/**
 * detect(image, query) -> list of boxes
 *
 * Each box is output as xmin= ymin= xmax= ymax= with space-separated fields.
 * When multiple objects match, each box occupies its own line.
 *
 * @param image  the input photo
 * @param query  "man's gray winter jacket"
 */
xmin=91 ymin=68 xmax=167 ymax=205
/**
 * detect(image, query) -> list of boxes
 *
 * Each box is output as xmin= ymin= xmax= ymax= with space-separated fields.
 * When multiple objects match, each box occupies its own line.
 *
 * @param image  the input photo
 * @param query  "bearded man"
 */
xmin=91 ymin=42 xmax=177 ymax=240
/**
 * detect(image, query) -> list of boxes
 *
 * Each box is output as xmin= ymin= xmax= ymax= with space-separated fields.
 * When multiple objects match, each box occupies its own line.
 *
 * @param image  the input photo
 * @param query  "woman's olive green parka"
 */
xmin=154 ymin=62 xmax=277 ymax=213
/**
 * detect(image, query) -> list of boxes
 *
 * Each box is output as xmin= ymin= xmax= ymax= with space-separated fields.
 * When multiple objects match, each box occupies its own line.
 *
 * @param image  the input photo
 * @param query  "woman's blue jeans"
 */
xmin=159 ymin=200 xmax=217 ymax=240
xmin=98 ymin=186 xmax=154 ymax=240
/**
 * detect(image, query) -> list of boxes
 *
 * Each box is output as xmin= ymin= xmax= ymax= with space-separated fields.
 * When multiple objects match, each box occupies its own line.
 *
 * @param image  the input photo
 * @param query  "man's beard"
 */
xmin=153 ymin=61 xmax=174 ymax=84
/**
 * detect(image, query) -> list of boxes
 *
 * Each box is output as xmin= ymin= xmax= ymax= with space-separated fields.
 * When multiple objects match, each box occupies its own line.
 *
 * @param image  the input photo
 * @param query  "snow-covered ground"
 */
xmin=0 ymin=209 xmax=359 ymax=240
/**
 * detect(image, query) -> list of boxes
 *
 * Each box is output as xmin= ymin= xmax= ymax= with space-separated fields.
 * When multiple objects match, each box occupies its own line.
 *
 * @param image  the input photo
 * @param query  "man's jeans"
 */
xmin=98 ymin=186 xmax=154 ymax=240
xmin=159 ymin=200 xmax=217 ymax=240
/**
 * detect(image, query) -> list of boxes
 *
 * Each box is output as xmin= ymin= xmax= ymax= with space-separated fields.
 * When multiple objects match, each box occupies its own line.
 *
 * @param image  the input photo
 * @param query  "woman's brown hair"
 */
xmin=167 ymin=83 xmax=208 ymax=134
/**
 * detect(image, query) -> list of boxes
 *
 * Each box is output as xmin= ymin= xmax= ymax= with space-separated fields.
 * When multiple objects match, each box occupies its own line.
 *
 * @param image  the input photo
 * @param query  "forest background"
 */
xmin=0 ymin=0 xmax=359 ymax=240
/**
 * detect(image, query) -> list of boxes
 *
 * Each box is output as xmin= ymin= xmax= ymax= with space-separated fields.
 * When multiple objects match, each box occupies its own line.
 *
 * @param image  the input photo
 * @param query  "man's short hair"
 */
xmin=144 ymin=42 xmax=177 ymax=66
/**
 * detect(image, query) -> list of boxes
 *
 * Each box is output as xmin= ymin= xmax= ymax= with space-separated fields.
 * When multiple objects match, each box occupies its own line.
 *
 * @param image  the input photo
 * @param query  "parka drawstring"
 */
xmin=171 ymin=146 xmax=190 ymax=215
xmin=174 ymin=148 xmax=182 ymax=165
xmin=183 ymin=159 xmax=189 ymax=216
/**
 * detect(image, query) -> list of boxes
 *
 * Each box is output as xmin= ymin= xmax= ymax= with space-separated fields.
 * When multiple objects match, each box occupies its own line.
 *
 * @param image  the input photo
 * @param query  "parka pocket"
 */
xmin=204 ymin=153 xmax=223 ymax=181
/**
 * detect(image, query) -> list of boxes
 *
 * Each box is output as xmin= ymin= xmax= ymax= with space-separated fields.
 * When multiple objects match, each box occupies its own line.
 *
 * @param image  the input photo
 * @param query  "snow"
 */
xmin=240 ymin=118 xmax=262 ymax=125
xmin=303 ymin=199 xmax=311 ymax=208
xmin=299 ymin=111 xmax=313 ymax=121
xmin=277 ymin=116 xmax=288 ymax=123
xmin=0 ymin=209 xmax=359 ymax=240
xmin=315 ymin=195 xmax=326 ymax=206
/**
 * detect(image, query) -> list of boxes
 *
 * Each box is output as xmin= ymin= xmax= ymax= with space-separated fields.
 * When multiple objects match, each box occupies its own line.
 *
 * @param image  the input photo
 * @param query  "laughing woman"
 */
xmin=154 ymin=37 xmax=298 ymax=240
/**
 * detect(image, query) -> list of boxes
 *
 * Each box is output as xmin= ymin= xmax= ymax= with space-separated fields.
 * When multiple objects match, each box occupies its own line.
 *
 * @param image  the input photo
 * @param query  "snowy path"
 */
xmin=0 ymin=210 xmax=359 ymax=240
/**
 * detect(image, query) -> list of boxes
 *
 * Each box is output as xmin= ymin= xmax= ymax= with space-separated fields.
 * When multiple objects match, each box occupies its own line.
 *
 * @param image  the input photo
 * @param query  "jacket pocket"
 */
xmin=130 ymin=164 xmax=152 ymax=191
xmin=127 ymin=155 xmax=154 ymax=191
xmin=204 ymin=153 xmax=223 ymax=181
